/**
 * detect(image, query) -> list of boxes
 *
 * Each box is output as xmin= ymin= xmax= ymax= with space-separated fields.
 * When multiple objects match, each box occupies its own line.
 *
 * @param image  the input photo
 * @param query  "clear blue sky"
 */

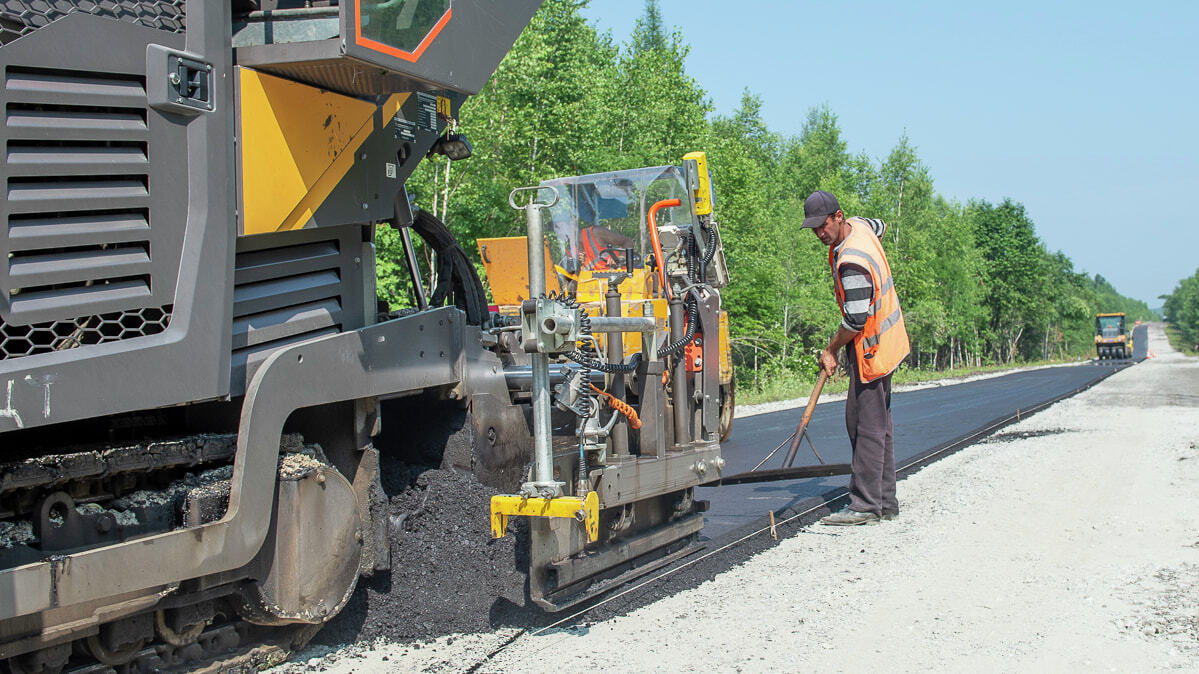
xmin=581 ymin=0 xmax=1198 ymax=307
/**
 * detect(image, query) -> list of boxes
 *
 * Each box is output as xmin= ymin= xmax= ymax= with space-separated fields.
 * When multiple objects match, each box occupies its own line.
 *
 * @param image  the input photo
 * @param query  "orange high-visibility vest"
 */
xmin=829 ymin=218 xmax=910 ymax=382
xmin=578 ymin=227 xmax=610 ymax=269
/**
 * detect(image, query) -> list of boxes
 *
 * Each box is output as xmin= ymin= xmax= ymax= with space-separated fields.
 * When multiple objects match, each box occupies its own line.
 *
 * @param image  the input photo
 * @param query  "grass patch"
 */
xmin=1164 ymin=323 xmax=1198 ymax=356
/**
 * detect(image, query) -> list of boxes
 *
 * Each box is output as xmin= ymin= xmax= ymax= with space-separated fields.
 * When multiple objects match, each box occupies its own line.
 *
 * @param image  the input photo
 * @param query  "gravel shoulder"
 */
xmin=281 ymin=325 xmax=1198 ymax=672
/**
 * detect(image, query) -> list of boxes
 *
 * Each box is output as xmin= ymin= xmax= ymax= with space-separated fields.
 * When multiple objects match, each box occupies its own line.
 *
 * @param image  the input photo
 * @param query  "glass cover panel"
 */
xmin=540 ymin=165 xmax=689 ymax=273
xmin=360 ymin=0 xmax=450 ymax=51
xmin=1097 ymin=315 xmax=1124 ymax=337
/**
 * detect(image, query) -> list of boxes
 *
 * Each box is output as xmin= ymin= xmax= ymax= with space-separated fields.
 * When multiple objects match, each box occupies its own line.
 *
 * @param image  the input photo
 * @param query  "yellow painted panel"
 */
xmin=240 ymin=67 xmax=407 ymax=235
xmin=718 ymin=310 xmax=733 ymax=384
xmin=574 ymin=268 xmax=660 ymax=304
xmin=683 ymin=151 xmax=712 ymax=216
xmin=477 ymin=236 xmax=560 ymax=305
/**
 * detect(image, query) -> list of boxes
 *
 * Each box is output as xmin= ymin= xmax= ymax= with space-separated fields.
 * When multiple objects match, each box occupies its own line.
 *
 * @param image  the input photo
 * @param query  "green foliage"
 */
xmin=1162 ymin=267 xmax=1199 ymax=352
xmin=375 ymin=0 xmax=1156 ymax=393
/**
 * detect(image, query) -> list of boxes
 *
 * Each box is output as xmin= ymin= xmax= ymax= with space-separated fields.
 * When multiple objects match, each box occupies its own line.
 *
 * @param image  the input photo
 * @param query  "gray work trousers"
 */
xmin=845 ymin=344 xmax=897 ymax=515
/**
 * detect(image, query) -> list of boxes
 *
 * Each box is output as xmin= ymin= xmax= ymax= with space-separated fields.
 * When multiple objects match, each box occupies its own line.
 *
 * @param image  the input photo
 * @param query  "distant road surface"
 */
xmin=702 ymin=360 xmax=1132 ymax=539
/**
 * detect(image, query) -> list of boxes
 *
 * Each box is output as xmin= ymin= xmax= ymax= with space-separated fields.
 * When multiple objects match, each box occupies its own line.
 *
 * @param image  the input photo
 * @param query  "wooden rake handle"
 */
xmin=782 ymin=369 xmax=828 ymax=468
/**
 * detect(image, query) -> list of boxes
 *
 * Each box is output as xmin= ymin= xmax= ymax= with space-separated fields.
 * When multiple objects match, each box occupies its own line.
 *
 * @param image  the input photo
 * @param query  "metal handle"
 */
xmin=508 ymin=185 xmax=559 ymax=210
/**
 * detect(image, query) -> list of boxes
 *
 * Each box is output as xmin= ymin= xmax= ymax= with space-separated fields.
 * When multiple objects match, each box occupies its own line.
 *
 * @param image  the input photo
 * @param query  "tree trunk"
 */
xmin=1008 ymin=325 xmax=1024 ymax=364
xmin=441 ymin=155 xmax=451 ymax=221
xmin=782 ymin=302 xmax=790 ymax=360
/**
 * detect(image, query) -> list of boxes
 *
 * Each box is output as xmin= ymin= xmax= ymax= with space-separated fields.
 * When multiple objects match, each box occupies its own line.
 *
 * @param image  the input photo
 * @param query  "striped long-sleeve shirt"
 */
xmin=835 ymin=217 xmax=888 ymax=332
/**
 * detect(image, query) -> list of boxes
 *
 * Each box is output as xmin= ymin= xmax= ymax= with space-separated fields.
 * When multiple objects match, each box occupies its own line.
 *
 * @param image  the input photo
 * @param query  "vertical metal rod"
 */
xmin=525 ymin=204 xmax=553 ymax=487
xmin=398 ymin=227 xmax=428 ymax=311
xmin=509 ymin=185 xmax=560 ymax=495
xmin=605 ymin=285 xmax=628 ymax=458
xmin=669 ymin=297 xmax=690 ymax=447
xmin=641 ymin=301 xmax=666 ymax=457
xmin=530 ymin=352 xmax=553 ymax=486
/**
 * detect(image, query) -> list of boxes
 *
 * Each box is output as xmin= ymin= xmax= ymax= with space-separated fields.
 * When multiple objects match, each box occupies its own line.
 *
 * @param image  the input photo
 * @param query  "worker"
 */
xmin=576 ymin=224 xmax=636 ymax=270
xmin=801 ymin=190 xmax=910 ymax=526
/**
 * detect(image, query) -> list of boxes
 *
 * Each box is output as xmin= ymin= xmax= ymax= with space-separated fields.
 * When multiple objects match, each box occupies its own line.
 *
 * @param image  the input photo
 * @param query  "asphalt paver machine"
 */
xmin=0 ymin=1 xmax=735 ymax=668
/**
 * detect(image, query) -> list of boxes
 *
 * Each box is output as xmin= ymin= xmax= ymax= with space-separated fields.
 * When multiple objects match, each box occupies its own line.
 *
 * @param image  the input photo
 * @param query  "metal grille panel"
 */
xmin=0 ymin=304 xmax=170 ymax=358
xmin=0 ymin=1 xmax=185 ymax=45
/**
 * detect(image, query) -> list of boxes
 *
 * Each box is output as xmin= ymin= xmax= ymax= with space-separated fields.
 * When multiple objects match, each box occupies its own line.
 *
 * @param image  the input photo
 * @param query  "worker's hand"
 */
xmin=818 ymin=349 xmax=838 ymax=378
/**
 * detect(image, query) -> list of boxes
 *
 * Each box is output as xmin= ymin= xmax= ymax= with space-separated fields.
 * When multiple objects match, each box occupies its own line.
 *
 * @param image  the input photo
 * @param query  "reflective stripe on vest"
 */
xmin=829 ymin=219 xmax=910 ymax=382
xmin=861 ymin=307 xmax=904 ymax=348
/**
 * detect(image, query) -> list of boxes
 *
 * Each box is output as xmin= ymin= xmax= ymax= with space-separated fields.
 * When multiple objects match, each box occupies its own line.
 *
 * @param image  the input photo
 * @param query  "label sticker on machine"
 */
xmin=416 ymin=92 xmax=439 ymax=131
xmin=394 ymin=117 xmax=416 ymax=142
xmin=385 ymin=163 xmax=397 ymax=179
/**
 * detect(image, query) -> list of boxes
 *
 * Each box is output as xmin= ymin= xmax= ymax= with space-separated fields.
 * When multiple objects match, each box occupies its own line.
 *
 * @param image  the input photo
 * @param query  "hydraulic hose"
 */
xmin=648 ymin=198 xmax=682 ymax=300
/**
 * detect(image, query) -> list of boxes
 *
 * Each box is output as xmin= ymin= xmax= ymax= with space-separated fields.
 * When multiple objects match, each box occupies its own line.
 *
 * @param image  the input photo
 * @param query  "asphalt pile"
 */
xmin=313 ymin=460 xmax=533 ymax=645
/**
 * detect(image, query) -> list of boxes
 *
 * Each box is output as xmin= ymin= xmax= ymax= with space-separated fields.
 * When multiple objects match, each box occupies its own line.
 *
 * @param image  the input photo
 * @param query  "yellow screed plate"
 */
xmin=490 ymin=492 xmax=599 ymax=543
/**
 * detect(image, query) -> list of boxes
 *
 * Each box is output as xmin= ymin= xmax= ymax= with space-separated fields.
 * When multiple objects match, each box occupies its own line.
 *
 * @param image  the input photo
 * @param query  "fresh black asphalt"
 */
xmin=701 ymin=360 xmax=1132 ymax=539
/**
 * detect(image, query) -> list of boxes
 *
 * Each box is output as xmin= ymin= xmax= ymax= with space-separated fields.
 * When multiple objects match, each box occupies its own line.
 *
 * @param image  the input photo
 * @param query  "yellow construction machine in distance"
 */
xmin=1095 ymin=312 xmax=1130 ymax=359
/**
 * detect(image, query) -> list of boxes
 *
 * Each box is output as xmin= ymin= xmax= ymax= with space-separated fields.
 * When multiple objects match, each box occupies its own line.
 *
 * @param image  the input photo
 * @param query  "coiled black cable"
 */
xmin=544 ymin=291 xmax=641 ymax=374
xmin=701 ymin=222 xmax=717 ymax=264
xmin=566 ymin=348 xmax=641 ymax=374
xmin=686 ymin=231 xmax=698 ymax=284
xmin=656 ymin=293 xmax=699 ymax=358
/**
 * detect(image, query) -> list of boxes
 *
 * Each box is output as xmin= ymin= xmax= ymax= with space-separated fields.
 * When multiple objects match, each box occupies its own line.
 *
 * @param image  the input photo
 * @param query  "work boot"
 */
xmin=819 ymin=507 xmax=879 ymax=526
xmin=881 ymin=509 xmax=899 ymax=521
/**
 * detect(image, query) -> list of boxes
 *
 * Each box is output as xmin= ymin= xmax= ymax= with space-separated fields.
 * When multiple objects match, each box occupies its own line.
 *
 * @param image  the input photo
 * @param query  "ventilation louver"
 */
xmin=231 ymin=239 xmax=346 ymax=377
xmin=1 ymin=65 xmax=170 ymax=359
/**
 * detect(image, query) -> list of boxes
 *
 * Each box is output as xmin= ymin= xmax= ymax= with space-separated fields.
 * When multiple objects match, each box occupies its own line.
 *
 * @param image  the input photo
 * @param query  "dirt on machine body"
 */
xmin=0 ymin=2 xmax=734 ymax=671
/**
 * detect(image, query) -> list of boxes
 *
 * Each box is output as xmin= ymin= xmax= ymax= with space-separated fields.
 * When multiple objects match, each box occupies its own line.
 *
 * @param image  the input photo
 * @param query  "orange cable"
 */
xmin=589 ymin=384 xmax=642 ymax=430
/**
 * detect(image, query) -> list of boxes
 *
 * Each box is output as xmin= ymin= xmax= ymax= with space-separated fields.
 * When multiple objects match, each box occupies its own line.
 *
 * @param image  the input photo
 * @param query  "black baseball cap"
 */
xmin=801 ymin=190 xmax=841 ymax=229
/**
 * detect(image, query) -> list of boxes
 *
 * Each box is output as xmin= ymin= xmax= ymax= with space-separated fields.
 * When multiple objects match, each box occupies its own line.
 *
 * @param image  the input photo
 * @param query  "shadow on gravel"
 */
xmin=980 ymin=427 xmax=1073 ymax=443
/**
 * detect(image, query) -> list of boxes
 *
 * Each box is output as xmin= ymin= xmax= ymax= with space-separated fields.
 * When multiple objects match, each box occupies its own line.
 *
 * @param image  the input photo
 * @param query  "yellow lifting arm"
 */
xmin=490 ymin=492 xmax=599 ymax=543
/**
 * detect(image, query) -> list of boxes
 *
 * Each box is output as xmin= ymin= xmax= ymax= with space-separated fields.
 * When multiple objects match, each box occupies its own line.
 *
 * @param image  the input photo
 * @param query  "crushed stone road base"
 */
xmin=279 ymin=325 xmax=1199 ymax=672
